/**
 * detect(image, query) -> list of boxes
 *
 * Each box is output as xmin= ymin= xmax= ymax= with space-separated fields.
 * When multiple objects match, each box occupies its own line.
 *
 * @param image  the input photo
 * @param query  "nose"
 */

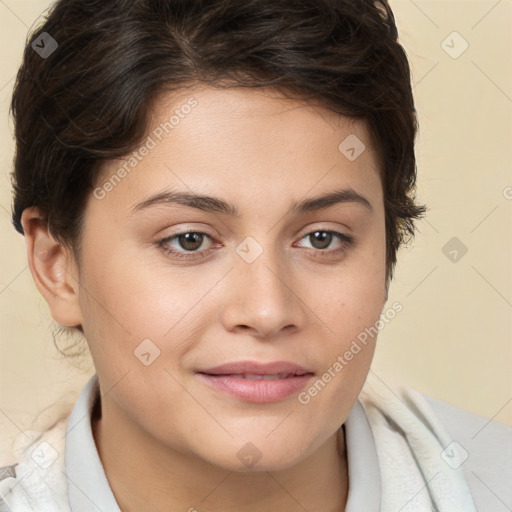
xmin=219 ymin=245 xmax=306 ymax=339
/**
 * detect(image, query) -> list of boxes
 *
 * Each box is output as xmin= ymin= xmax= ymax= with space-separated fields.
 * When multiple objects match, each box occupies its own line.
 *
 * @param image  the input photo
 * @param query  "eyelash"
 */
xmin=157 ymin=229 xmax=355 ymax=262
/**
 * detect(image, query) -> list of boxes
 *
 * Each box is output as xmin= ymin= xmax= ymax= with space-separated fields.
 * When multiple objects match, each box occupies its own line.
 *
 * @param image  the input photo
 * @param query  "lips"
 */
xmin=223 ymin=373 xmax=295 ymax=380
xmin=198 ymin=360 xmax=312 ymax=377
xmin=196 ymin=361 xmax=314 ymax=403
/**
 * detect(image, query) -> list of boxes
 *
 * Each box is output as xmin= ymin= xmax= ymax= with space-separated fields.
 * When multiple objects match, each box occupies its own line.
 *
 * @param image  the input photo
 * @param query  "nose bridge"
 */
xmin=221 ymin=236 xmax=303 ymax=337
xmin=237 ymin=237 xmax=292 ymax=309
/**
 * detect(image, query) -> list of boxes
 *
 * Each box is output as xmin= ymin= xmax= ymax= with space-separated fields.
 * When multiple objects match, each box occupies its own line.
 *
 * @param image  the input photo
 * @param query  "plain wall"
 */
xmin=1 ymin=0 xmax=511 ymax=455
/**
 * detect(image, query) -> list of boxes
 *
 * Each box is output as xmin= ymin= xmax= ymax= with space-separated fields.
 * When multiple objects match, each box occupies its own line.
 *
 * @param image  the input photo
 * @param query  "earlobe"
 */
xmin=20 ymin=207 xmax=83 ymax=327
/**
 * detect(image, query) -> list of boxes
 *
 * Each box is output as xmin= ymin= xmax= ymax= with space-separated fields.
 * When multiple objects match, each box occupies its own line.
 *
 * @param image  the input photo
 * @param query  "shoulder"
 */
xmin=423 ymin=393 xmax=512 ymax=512
xmin=0 ymin=418 xmax=71 ymax=512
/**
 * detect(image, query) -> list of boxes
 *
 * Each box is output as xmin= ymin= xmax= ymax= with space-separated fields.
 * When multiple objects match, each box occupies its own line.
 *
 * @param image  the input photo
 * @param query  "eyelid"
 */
xmin=295 ymin=221 xmax=353 ymax=238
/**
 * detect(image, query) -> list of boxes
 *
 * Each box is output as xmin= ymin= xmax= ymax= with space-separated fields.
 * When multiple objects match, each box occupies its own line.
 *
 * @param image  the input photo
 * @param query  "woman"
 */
xmin=1 ymin=0 xmax=510 ymax=511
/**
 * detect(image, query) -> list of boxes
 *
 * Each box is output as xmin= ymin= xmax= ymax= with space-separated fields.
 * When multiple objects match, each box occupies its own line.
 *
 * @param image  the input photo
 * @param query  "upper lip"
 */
xmin=198 ymin=360 xmax=313 ymax=376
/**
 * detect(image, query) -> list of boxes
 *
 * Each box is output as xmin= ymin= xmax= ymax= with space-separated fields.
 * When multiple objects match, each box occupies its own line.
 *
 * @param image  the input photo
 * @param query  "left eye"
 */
xmin=297 ymin=230 xmax=352 ymax=251
xmin=160 ymin=232 xmax=212 ymax=256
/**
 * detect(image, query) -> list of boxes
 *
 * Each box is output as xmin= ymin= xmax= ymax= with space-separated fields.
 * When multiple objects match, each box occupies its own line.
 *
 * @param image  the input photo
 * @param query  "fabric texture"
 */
xmin=360 ymin=377 xmax=477 ymax=512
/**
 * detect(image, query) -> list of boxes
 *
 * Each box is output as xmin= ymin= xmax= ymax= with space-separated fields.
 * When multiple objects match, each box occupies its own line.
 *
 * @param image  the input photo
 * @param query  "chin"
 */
xmin=199 ymin=438 xmax=313 ymax=474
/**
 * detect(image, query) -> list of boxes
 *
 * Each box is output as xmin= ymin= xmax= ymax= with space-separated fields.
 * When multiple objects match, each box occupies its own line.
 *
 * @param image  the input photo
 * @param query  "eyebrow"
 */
xmin=130 ymin=187 xmax=373 ymax=216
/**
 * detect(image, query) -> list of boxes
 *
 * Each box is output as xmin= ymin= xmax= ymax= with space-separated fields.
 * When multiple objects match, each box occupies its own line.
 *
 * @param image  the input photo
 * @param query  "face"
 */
xmin=77 ymin=84 xmax=387 ymax=471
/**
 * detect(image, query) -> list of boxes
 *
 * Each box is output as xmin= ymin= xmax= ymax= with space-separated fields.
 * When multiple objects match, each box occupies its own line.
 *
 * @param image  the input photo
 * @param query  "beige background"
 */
xmin=1 ymin=0 xmax=511 ymax=455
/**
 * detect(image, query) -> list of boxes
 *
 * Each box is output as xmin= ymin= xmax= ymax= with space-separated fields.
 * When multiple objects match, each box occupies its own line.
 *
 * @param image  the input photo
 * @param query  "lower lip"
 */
xmin=196 ymin=373 xmax=314 ymax=403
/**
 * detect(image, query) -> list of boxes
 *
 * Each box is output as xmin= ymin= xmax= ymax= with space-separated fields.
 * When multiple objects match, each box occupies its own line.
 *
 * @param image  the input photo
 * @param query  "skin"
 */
xmin=22 ymin=84 xmax=388 ymax=512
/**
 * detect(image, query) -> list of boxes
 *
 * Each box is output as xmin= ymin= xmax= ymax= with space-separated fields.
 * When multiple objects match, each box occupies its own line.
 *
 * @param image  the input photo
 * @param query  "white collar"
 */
xmin=64 ymin=374 xmax=120 ymax=512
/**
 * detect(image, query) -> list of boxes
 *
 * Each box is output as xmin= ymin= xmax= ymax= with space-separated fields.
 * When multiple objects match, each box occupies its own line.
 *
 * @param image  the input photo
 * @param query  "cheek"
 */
xmin=78 ymin=238 xmax=181 ymax=333
xmin=318 ymin=235 xmax=387 ymax=331
xmin=296 ymin=268 xmax=386 ymax=433
xmin=308 ymin=231 xmax=387 ymax=381
xmin=77 ymin=240 xmax=221 ymax=384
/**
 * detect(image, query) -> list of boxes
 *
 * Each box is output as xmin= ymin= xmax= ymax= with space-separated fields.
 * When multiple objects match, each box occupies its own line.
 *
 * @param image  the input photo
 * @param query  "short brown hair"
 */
xmin=11 ymin=0 xmax=425 ymax=281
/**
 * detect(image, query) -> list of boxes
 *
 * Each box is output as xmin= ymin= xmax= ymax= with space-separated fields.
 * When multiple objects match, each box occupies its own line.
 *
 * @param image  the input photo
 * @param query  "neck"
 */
xmin=92 ymin=396 xmax=348 ymax=512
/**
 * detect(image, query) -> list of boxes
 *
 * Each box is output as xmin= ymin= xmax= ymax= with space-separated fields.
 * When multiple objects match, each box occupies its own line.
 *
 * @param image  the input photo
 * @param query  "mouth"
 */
xmin=204 ymin=373 xmax=306 ymax=380
xmin=196 ymin=361 xmax=315 ymax=403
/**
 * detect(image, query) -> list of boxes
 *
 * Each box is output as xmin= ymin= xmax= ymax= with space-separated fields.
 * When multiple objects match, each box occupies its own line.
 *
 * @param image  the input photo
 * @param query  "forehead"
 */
xmin=151 ymin=84 xmax=375 ymax=152
xmin=92 ymin=84 xmax=383 ymax=216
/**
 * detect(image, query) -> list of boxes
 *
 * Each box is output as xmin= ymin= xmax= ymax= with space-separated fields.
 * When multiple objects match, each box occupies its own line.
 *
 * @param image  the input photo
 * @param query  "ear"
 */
xmin=20 ymin=207 xmax=83 ymax=327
